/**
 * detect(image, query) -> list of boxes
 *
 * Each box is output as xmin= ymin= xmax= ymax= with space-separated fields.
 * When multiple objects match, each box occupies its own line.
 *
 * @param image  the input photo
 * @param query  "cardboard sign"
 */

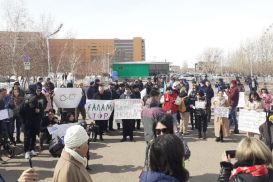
xmin=214 ymin=107 xmax=229 ymax=118
xmin=47 ymin=123 xmax=76 ymax=142
xmin=238 ymin=109 xmax=266 ymax=134
xmin=195 ymin=101 xmax=206 ymax=109
xmin=114 ymin=99 xmax=143 ymax=119
xmin=140 ymin=88 xmax=147 ymax=100
xmin=0 ymin=109 xmax=9 ymax=120
xmin=237 ymin=92 xmax=246 ymax=108
xmin=85 ymin=100 xmax=114 ymax=120
xmin=53 ymin=88 xmax=82 ymax=108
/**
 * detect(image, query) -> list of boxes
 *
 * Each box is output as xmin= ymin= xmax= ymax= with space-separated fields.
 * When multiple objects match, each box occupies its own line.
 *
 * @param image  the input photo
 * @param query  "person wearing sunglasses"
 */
xmin=143 ymin=114 xmax=191 ymax=172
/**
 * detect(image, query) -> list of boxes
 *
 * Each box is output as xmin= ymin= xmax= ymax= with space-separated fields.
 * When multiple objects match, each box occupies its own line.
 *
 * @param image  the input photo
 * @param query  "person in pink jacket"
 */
xmin=260 ymin=88 xmax=272 ymax=111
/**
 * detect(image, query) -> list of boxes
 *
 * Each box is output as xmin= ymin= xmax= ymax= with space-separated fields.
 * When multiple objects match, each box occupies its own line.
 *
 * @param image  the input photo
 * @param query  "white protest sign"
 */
xmin=53 ymin=88 xmax=82 ymax=108
xmin=47 ymin=123 xmax=76 ymax=141
xmin=195 ymin=101 xmax=206 ymax=109
xmin=140 ymin=88 xmax=147 ymax=99
xmin=85 ymin=100 xmax=113 ymax=120
xmin=214 ymin=107 xmax=229 ymax=118
xmin=0 ymin=109 xmax=9 ymax=120
xmin=237 ymin=92 xmax=246 ymax=108
xmin=238 ymin=109 xmax=266 ymax=134
xmin=114 ymin=99 xmax=143 ymax=119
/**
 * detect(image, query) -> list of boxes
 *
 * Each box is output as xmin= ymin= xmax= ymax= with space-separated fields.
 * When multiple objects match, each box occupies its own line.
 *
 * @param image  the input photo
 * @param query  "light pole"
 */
xmin=46 ymin=24 xmax=63 ymax=76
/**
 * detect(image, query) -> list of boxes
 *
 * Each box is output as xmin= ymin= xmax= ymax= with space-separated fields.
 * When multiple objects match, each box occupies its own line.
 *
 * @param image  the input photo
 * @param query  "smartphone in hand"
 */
xmin=225 ymin=150 xmax=236 ymax=158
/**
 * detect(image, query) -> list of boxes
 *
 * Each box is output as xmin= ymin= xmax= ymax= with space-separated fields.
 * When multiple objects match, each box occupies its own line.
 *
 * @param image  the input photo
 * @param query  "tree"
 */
xmin=198 ymin=48 xmax=223 ymax=74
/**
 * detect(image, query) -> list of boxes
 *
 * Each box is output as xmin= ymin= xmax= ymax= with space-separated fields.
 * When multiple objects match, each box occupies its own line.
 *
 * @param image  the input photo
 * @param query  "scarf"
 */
xmin=230 ymin=165 xmax=268 ymax=179
xmin=64 ymin=147 xmax=87 ymax=167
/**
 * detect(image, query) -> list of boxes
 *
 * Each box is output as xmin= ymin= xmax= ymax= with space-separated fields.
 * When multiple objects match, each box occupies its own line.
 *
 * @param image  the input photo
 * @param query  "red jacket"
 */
xmin=163 ymin=92 xmax=178 ymax=113
xmin=227 ymin=86 xmax=239 ymax=107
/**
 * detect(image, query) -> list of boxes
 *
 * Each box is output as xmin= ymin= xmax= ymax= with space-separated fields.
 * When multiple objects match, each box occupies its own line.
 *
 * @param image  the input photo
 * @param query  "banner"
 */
xmin=0 ymin=109 xmax=9 ymax=120
xmin=114 ymin=99 xmax=143 ymax=119
xmin=47 ymin=123 xmax=76 ymax=141
xmin=85 ymin=100 xmax=114 ymax=120
xmin=238 ymin=109 xmax=266 ymax=134
xmin=53 ymin=88 xmax=82 ymax=108
xmin=237 ymin=92 xmax=245 ymax=108
xmin=214 ymin=107 xmax=229 ymax=118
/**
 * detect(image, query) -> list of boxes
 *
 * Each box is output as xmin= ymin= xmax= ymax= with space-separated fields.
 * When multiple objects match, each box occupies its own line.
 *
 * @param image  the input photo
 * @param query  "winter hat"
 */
xmin=64 ymin=125 xmax=89 ymax=149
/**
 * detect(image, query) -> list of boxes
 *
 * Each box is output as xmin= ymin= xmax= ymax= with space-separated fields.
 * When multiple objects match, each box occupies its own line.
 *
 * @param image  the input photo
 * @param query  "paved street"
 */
xmin=0 ymin=122 xmax=245 ymax=182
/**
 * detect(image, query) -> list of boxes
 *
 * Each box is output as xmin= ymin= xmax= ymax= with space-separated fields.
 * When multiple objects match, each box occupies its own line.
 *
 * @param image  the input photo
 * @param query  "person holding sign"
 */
xmin=194 ymin=90 xmax=208 ymax=139
xmin=226 ymin=80 xmax=240 ymax=134
xmin=245 ymin=92 xmax=264 ymax=137
xmin=212 ymin=90 xmax=230 ymax=142
xmin=120 ymin=85 xmax=136 ymax=142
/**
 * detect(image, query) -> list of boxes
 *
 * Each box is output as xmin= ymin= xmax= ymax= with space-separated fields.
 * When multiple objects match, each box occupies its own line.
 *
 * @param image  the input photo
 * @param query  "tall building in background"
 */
xmin=49 ymin=37 xmax=145 ymax=76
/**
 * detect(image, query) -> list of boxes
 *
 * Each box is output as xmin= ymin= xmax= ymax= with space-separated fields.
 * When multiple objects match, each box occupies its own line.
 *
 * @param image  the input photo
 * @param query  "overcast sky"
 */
xmin=2 ymin=0 xmax=273 ymax=67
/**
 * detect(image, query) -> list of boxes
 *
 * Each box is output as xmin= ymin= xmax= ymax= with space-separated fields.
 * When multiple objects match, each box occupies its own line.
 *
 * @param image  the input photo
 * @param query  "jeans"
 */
xmin=1 ymin=120 xmax=14 ymax=142
xmin=229 ymin=107 xmax=238 ymax=131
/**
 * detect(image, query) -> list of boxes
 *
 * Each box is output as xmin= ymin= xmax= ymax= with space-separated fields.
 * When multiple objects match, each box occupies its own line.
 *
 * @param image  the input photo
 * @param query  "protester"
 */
xmin=248 ymin=76 xmax=258 ymax=92
xmin=9 ymin=81 xmax=25 ymax=97
xmin=132 ymin=84 xmax=141 ymax=130
xmin=217 ymin=137 xmax=273 ymax=182
xmin=120 ymin=85 xmax=136 ymax=142
xmin=204 ymin=80 xmax=214 ymax=123
xmin=236 ymin=79 xmax=245 ymax=92
xmin=53 ymin=125 xmax=93 ymax=182
xmin=259 ymin=88 xmax=272 ymax=111
xmin=188 ymin=83 xmax=198 ymax=130
xmin=194 ymin=90 xmax=208 ymax=139
xmin=226 ymin=80 xmax=240 ymax=134
xmin=10 ymin=88 xmax=24 ymax=143
xmin=39 ymin=109 xmax=58 ymax=150
xmin=140 ymin=134 xmax=189 ymax=182
xmin=108 ymin=83 xmax=120 ymax=131
xmin=92 ymin=84 xmax=110 ymax=141
xmin=77 ymin=83 xmax=87 ymax=120
xmin=62 ymin=113 xmax=76 ymax=124
xmin=259 ymin=114 xmax=273 ymax=151
xmin=212 ymin=90 xmax=230 ymax=142
xmin=162 ymin=86 xmax=178 ymax=131
xmin=245 ymin=92 xmax=264 ymax=137
xmin=141 ymin=89 xmax=165 ymax=144
xmin=42 ymin=83 xmax=53 ymax=113
xmin=20 ymin=96 xmax=42 ymax=159
xmin=178 ymin=90 xmax=191 ymax=135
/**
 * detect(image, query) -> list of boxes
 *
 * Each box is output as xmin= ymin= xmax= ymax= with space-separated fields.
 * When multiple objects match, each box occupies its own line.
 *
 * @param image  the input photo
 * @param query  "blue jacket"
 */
xmin=140 ymin=171 xmax=179 ymax=182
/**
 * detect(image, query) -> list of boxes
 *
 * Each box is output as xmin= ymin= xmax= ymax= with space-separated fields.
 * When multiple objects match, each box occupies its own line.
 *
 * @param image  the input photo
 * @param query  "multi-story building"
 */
xmin=49 ymin=37 xmax=145 ymax=76
xmin=0 ymin=31 xmax=47 ymax=76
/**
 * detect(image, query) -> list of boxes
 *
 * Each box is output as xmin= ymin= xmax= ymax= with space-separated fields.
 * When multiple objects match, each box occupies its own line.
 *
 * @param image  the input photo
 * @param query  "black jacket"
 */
xmin=259 ymin=121 xmax=273 ymax=151
xmin=218 ymin=161 xmax=273 ymax=182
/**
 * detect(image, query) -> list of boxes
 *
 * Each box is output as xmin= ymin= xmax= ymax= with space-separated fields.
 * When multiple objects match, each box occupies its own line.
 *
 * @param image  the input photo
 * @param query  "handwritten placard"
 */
xmin=114 ymin=99 xmax=143 ymax=119
xmin=0 ymin=109 xmax=9 ymax=120
xmin=237 ymin=92 xmax=246 ymax=108
xmin=195 ymin=101 xmax=206 ymax=109
xmin=214 ymin=107 xmax=229 ymax=118
xmin=238 ymin=109 xmax=266 ymax=134
xmin=53 ymin=88 xmax=82 ymax=108
xmin=47 ymin=123 xmax=76 ymax=142
xmin=85 ymin=100 xmax=113 ymax=120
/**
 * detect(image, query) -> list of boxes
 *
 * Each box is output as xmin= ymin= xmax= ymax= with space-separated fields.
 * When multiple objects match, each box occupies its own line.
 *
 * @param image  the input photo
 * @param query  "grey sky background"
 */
xmin=1 ymin=0 xmax=273 ymax=67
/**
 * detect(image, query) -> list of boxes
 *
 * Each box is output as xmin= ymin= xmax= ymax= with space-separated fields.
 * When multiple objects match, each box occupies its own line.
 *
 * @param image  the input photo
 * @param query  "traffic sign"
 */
xmin=24 ymin=62 xmax=31 ymax=70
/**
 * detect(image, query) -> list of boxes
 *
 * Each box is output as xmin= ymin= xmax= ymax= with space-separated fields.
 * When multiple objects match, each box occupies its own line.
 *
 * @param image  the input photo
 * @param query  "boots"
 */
xmin=220 ymin=128 xmax=224 ymax=142
xmin=203 ymin=132 xmax=207 ymax=139
xmin=198 ymin=132 xmax=202 ymax=138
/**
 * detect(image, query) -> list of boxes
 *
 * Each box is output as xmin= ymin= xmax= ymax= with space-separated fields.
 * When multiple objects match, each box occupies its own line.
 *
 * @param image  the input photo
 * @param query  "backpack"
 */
xmin=178 ymin=98 xmax=187 ymax=113
xmin=49 ymin=136 xmax=64 ymax=157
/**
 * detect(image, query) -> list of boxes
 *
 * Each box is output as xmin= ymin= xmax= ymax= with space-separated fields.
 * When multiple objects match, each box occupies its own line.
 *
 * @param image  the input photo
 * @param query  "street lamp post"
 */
xmin=46 ymin=24 xmax=63 ymax=76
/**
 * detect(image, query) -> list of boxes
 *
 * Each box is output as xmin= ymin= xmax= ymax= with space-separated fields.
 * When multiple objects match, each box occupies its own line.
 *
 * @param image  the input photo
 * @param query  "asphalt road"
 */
xmin=0 ymin=122 xmax=245 ymax=182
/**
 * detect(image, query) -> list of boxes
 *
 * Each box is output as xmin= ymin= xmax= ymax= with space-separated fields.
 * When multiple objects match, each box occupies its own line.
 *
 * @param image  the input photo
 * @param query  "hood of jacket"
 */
xmin=140 ymin=171 xmax=179 ymax=182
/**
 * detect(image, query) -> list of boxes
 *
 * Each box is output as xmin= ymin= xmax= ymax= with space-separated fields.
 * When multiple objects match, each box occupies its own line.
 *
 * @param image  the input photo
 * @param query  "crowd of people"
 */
xmin=1 ymin=74 xmax=273 ymax=181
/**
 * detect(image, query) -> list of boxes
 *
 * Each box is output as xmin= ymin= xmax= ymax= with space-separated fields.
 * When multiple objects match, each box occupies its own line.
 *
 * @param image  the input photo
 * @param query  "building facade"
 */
xmin=49 ymin=37 xmax=145 ymax=76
